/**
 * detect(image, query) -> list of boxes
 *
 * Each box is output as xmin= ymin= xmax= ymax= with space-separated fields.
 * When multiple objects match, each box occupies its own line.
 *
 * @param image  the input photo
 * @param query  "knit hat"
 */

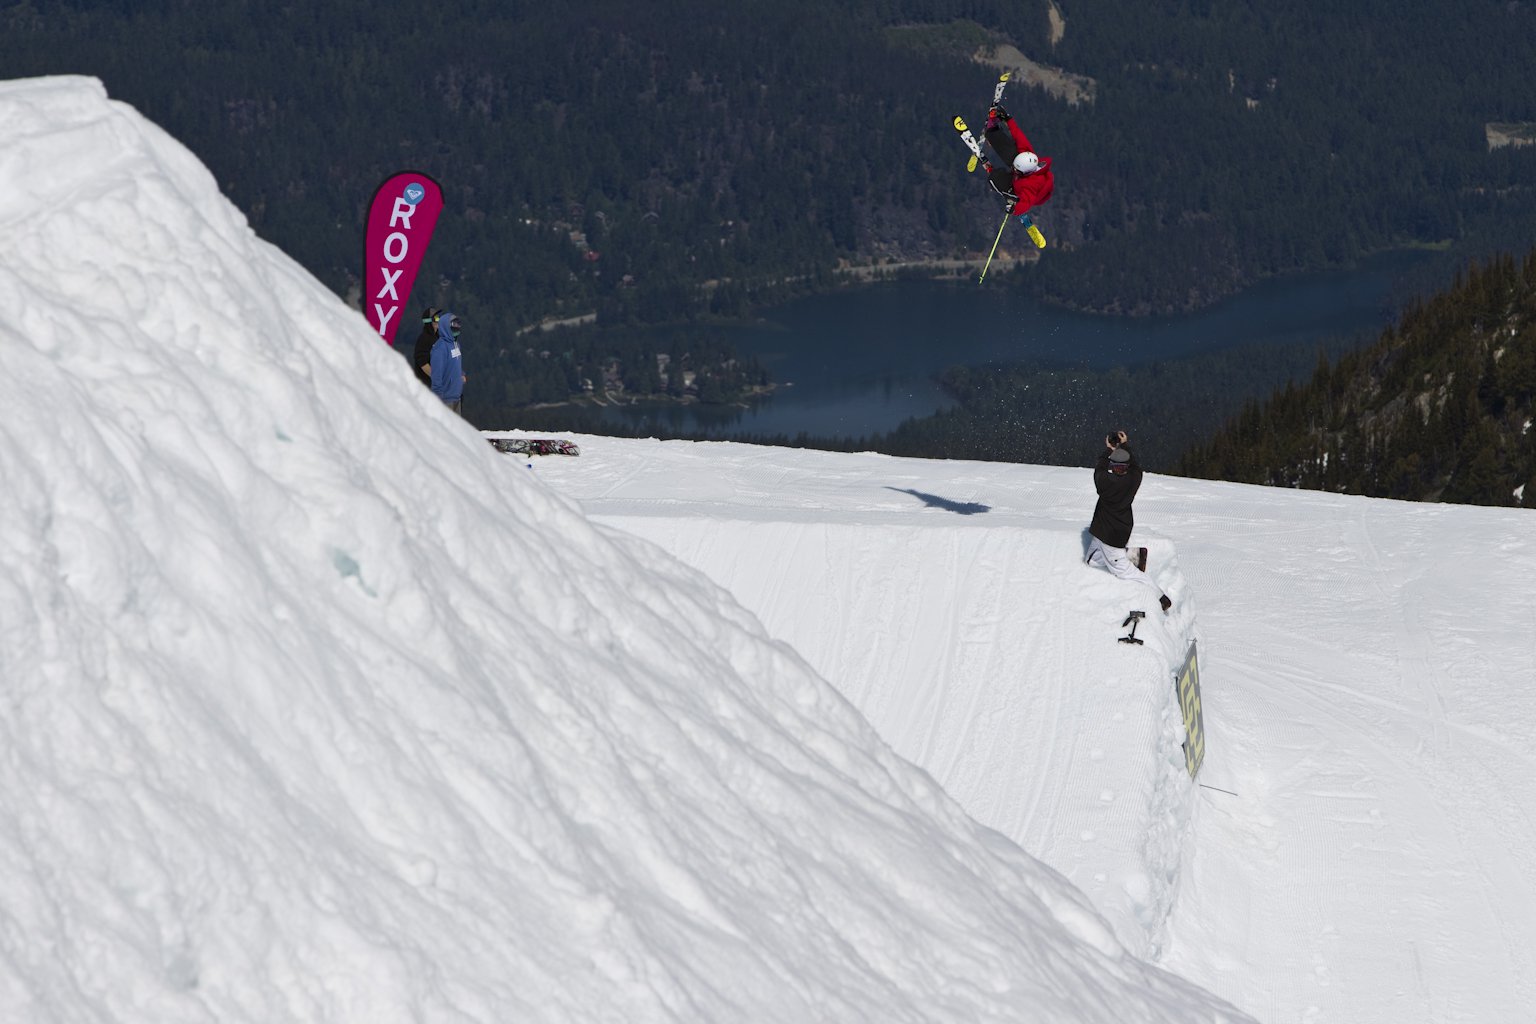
xmin=1108 ymin=447 xmax=1131 ymax=464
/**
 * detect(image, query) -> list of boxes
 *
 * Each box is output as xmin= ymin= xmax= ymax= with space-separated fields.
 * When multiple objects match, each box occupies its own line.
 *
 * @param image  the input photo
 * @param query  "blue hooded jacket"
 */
xmin=430 ymin=311 xmax=464 ymax=402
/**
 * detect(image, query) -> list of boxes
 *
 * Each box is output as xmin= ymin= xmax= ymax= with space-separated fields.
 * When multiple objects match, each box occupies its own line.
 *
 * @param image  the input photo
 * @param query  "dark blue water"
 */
xmin=598 ymin=250 xmax=1430 ymax=439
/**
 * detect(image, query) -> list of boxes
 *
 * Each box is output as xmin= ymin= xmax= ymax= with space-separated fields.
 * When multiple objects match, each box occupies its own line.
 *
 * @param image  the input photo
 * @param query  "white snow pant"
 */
xmin=1085 ymin=536 xmax=1165 ymax=599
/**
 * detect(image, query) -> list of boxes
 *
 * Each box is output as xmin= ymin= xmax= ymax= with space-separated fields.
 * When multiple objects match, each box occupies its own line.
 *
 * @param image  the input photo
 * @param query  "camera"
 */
xmin=1105 ymin=432 xmax=1120 ymax=448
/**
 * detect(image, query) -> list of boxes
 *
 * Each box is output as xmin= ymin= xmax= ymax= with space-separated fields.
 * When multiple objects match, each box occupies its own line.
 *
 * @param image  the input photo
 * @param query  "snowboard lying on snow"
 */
xmin=488 ymin=437 xmax=580 ymax=457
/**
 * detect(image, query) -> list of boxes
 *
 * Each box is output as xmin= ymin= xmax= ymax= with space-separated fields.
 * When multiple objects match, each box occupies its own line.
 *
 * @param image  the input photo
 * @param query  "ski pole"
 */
xmin=978 ymin=207 xmax=1010 ymax=283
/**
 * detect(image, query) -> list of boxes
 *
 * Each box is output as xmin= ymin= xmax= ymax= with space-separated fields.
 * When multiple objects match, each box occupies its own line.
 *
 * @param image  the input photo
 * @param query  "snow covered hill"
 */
xmin=0 ymin=76 xmax=1257 ymax=1023
xmin=536 ymin=434 xmax=1536 ymax=1023
xmin=542 ymin=446 xmax=1202 ymax=960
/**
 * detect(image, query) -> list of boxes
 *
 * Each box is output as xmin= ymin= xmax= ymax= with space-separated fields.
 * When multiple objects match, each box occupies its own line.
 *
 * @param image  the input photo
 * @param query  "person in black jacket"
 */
xmin=1087 ymin=430 xmax=1172 ymax=612
xmin=411 ymin=307 xmax=440 ymax=388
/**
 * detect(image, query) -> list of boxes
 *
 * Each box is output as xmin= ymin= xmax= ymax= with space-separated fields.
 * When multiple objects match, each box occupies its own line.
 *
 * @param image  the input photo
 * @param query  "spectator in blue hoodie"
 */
xmin=429 ymin=310 xmax=466 ymax=414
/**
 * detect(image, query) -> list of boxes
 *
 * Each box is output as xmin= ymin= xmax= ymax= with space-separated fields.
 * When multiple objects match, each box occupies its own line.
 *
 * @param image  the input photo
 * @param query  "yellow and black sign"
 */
xmin=1175 ymin=641 xmax=1205 ymax=778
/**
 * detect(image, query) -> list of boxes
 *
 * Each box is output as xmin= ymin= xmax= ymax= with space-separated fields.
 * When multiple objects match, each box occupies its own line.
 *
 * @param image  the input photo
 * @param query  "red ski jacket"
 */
xmin=1001 ymin=120 xmax=1055 ymax=216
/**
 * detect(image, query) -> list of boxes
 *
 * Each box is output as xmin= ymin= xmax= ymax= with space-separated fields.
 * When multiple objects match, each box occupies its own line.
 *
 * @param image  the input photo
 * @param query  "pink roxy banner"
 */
xmin=363 ymin=171 xmax=444 ymax=345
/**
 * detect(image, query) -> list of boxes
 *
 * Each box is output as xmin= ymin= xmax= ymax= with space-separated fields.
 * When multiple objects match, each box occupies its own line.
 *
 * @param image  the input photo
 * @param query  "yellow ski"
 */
xmin=954 ymin=115 xmax=986 ymax=173
xmin=958 ymin=71 xmax=1012 ymax=173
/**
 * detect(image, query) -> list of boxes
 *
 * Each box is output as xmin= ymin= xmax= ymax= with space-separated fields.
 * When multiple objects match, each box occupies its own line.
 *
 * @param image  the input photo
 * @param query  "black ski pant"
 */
xmin=984 ymin=123 xmax=1019 ymax=201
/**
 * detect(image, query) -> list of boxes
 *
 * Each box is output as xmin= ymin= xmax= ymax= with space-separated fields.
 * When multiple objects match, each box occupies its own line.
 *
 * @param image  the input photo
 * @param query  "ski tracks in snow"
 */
xmin=1349 ymin=502 xmax=1536 ymax=1006
xmin=1352 ymin=503 xmax=1450 ymax=757
xmin=562 ymin=446 xmax=1196 ymax=959
xmin=1152 ymin=485 xmax=1536 ymax=1022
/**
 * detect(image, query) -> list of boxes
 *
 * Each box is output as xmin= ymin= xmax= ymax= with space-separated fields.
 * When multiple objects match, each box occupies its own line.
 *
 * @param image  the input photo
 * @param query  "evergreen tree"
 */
xmin=1176 ymin=247 xmax=1536 ymax=507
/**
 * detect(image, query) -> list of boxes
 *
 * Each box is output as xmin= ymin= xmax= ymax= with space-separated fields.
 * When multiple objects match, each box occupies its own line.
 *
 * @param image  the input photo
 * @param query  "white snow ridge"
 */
xmin=0 ymin=77 xmax=1252 ymax=1022
xmin=7 ymin=74 xmax=1536 ymax=1024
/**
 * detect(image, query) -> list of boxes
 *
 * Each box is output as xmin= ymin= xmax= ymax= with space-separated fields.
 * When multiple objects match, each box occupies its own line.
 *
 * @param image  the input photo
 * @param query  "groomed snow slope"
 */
xmin=537 ymin=434 xmax=1536 ymax=1024
xmin=0 ymin=77 xmax=1258 ymax=1024
xmin=546 ymin=447 xmax=1202 ymax=962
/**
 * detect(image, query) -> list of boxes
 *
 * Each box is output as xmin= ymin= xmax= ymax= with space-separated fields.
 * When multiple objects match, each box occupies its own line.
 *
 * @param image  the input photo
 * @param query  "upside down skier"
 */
xmin=981 ymin=104 xmax=1054 ymax=217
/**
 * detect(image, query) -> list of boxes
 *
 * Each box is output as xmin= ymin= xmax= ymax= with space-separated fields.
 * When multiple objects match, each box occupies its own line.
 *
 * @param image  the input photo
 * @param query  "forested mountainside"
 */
xmin=5 ymin=0 xmax=1534 ymax=334
xmin=1176 ymin=250 xmax=1536 ymax=508
xmin=865 ymin=334 xmax=1360 ymax=473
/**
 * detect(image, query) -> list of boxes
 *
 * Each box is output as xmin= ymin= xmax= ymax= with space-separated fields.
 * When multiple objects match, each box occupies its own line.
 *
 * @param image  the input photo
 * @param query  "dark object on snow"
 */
xmin=489 ymin=437 xmax=580 ymax=457
xmin=1119 ymin=610 xmax=1145 ymax=645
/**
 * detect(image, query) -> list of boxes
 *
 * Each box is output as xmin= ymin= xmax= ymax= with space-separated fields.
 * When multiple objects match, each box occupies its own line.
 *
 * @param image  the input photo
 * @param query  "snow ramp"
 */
xmin=536 ymin=435 xmax=1203 ymax=959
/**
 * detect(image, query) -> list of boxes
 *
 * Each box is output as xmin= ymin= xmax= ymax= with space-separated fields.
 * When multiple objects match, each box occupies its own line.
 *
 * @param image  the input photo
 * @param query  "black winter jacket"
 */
xmin=1089 ymin=445 xmax=1143 ymax=549
xmin=411 ymin=323 xmax=436 ymax=387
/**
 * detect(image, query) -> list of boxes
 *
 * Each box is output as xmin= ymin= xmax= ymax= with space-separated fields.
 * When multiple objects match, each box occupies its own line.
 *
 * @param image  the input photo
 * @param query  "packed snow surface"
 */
xmin=7 ymin=75 xmax=1536 ymax=1024
xmin=544 ymin=434 xmax=1536 ymax=1024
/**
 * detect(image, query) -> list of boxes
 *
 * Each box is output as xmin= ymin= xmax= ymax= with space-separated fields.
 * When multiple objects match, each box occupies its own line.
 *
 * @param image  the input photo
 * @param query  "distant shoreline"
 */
xmin=833 ymin=253 xmax=1039 ymax=281
xmin=521 ymin=383 xmax=776 ymax=413
xmin=515 ymin=254 xmax=1040 ymax=335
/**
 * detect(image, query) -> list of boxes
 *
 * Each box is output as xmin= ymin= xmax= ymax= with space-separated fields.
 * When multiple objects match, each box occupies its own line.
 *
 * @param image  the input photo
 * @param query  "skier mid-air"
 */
xmin=979 ymin=104 xmax=1054 ymax=218
xmin=952 ymin=74 xmax=1052 ymax=265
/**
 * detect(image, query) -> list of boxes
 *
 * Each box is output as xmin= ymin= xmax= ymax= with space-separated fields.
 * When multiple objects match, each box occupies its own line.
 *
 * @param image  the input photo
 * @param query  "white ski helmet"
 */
xmin=1013 ymin=151 xmax=1040 ymax=175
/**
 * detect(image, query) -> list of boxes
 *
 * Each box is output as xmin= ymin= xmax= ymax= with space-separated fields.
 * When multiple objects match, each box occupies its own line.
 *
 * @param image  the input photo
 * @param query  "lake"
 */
xmin=595 ymin=251 xmax=1432 ymax=441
